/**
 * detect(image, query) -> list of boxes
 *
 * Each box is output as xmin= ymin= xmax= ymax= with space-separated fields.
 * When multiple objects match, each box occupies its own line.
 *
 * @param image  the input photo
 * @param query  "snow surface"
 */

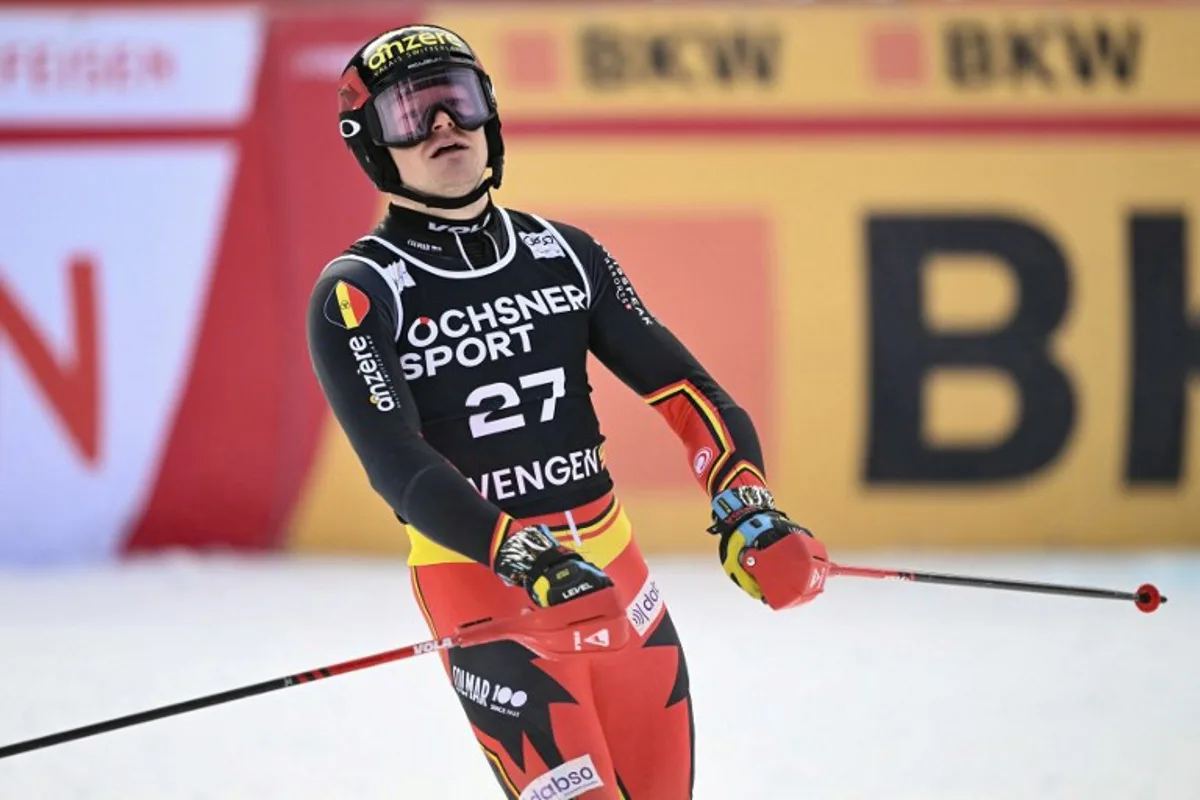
xmin=0 ymin=551 xmax=1196 ymax=799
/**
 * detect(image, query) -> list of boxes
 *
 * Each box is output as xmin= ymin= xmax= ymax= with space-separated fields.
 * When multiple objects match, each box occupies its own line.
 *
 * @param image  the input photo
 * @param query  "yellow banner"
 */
xmin=429 ymin=2 xmax=1200 ymax=116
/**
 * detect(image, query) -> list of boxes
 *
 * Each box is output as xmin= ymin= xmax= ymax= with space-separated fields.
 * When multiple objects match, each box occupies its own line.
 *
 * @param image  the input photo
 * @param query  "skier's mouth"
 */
xmin=431 ymin=142 xmax=467 ymax=158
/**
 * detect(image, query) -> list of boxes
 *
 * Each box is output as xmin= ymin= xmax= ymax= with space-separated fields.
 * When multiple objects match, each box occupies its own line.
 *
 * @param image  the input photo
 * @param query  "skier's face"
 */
xmin=388 ymin=110 xmax=488 ymax=200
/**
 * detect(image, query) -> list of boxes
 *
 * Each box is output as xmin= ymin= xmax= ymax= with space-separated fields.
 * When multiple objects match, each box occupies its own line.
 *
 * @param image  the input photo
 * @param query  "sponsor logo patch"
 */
xmin=365 ymin=28 xmax=468 ymax=74
xmin=520 ymin=231 xmax=566 ymax=260
xmin=348 ymin=335 xmax=397 ymax=412
xmin=451 ymin=665 xmax=528 ymax=717
xmin=572 ymin=627 xmax=611 ymax=651
xmin=387 ymin=259 xmax=418 ymax=289
xmin=600 ymin=244 xmax=655 ymax=325
xmin=519 ymin=755 xmax=604 ymax=800
xmin=626 ymin=574 xmax=665 ymax=636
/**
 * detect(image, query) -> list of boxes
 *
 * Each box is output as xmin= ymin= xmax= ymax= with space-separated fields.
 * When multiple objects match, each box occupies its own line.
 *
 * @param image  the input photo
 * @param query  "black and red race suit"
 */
xmin=307 ymin=201 xmax=769 ymax=799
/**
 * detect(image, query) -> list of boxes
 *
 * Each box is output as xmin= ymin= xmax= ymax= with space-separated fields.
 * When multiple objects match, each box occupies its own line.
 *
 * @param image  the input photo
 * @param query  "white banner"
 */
xmin=0 ymin=147 xmax=235 ymax=562
xmin=0 ymin=7 xmax=263 ymax=126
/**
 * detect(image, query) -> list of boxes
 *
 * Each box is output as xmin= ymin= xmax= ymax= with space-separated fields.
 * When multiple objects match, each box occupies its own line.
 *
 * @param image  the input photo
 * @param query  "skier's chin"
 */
xmin=422 ymin=169 xmax=485 ymax=200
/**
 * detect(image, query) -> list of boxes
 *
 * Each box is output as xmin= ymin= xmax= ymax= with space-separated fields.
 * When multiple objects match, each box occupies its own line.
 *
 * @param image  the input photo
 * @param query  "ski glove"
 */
xmin=708 ymin=486 xmax=829 ymax=609
xmin=494 ymin=524 xmax=614 ymax=608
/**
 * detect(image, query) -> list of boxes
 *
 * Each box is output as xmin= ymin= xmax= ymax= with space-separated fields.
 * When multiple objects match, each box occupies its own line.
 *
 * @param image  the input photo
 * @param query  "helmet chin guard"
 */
xmin=337 ymin=24 xmax=506 ymax=209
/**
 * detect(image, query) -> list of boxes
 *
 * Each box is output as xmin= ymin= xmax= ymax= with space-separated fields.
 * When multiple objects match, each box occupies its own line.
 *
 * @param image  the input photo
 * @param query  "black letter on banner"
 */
xmin=945 ymin=22 xmax=992 ymax=87
xmin=866 ymin=216 xmax=1074 ymax=482
xmin=1007 ymin=25 xmax=1054 ymax=87
xmin=648 ymin=33 xmax=686 ymax=83
xmin=1127 ymin=213 xmax=1197 ymax=483
xmin=580 ymin=27 xmax=627 ymax=89
xmin=1063 ymin=23 xmax=1141 ymax=86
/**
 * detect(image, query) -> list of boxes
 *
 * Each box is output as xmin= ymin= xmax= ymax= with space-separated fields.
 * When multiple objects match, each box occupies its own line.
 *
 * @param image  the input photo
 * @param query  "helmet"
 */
xmin=338 ymin=24 xmax=505 ymax=209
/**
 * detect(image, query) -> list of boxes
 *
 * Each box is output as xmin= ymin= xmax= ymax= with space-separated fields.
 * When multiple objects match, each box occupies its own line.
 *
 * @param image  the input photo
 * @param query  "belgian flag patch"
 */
xmin=324 ymin=280 xmax=371 ymax=329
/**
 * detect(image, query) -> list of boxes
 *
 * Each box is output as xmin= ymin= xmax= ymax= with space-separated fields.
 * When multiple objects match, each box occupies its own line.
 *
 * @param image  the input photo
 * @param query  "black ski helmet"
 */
xmin=337 ymin=24 xmax=505 ymax=209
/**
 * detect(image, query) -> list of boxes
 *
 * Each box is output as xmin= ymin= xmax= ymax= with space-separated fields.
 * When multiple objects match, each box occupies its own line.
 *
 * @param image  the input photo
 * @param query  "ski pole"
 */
xmin=0 ymin=589 xmax=627 ymax=760
xmin=830 ymin=562 xmax=1166 ymax=612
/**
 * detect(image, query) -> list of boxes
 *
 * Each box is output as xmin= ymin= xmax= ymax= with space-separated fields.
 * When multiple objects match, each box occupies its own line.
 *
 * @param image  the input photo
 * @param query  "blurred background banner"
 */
xmin=0 ymin=5 xmax=268 ymax=563
xmin=430 ymin=2 xmax=1198 ymax=116
xmin=1 ymin=1 xmax=1197 ymax=563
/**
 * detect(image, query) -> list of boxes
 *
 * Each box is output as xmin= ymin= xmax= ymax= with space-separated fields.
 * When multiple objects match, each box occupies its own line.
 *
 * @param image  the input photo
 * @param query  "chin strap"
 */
xmin=387 ymin=173 xmax=496 ymax=210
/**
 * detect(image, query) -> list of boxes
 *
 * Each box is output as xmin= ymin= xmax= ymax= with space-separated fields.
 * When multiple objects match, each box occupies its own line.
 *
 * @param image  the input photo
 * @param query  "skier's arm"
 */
xmin=576 ymin=234 xmax=828 ymax=608
xmin=306 ymin=265 xmax=516 ymax=566
xmin=579 ymin=236 xmax=768 ymax=496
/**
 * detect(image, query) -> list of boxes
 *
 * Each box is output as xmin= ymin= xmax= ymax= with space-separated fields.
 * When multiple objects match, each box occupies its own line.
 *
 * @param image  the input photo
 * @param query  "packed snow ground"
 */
xmin=0 ymin=551 xmax=1196 ymax=799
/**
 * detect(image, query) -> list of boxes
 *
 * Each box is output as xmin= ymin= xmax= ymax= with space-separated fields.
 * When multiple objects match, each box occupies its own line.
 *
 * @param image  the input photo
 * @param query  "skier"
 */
xmin=307 ymin=23 xmax=829 ymax=799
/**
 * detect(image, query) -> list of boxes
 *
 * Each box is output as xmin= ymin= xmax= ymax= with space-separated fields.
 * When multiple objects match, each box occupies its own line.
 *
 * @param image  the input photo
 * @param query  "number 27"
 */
xmin=466 ymin=367 xmax=566 ymax=438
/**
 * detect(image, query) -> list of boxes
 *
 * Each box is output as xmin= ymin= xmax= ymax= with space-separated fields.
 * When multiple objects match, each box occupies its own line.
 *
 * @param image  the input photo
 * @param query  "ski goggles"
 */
xmin=367 ymin=65 xmax=493 ymax=147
